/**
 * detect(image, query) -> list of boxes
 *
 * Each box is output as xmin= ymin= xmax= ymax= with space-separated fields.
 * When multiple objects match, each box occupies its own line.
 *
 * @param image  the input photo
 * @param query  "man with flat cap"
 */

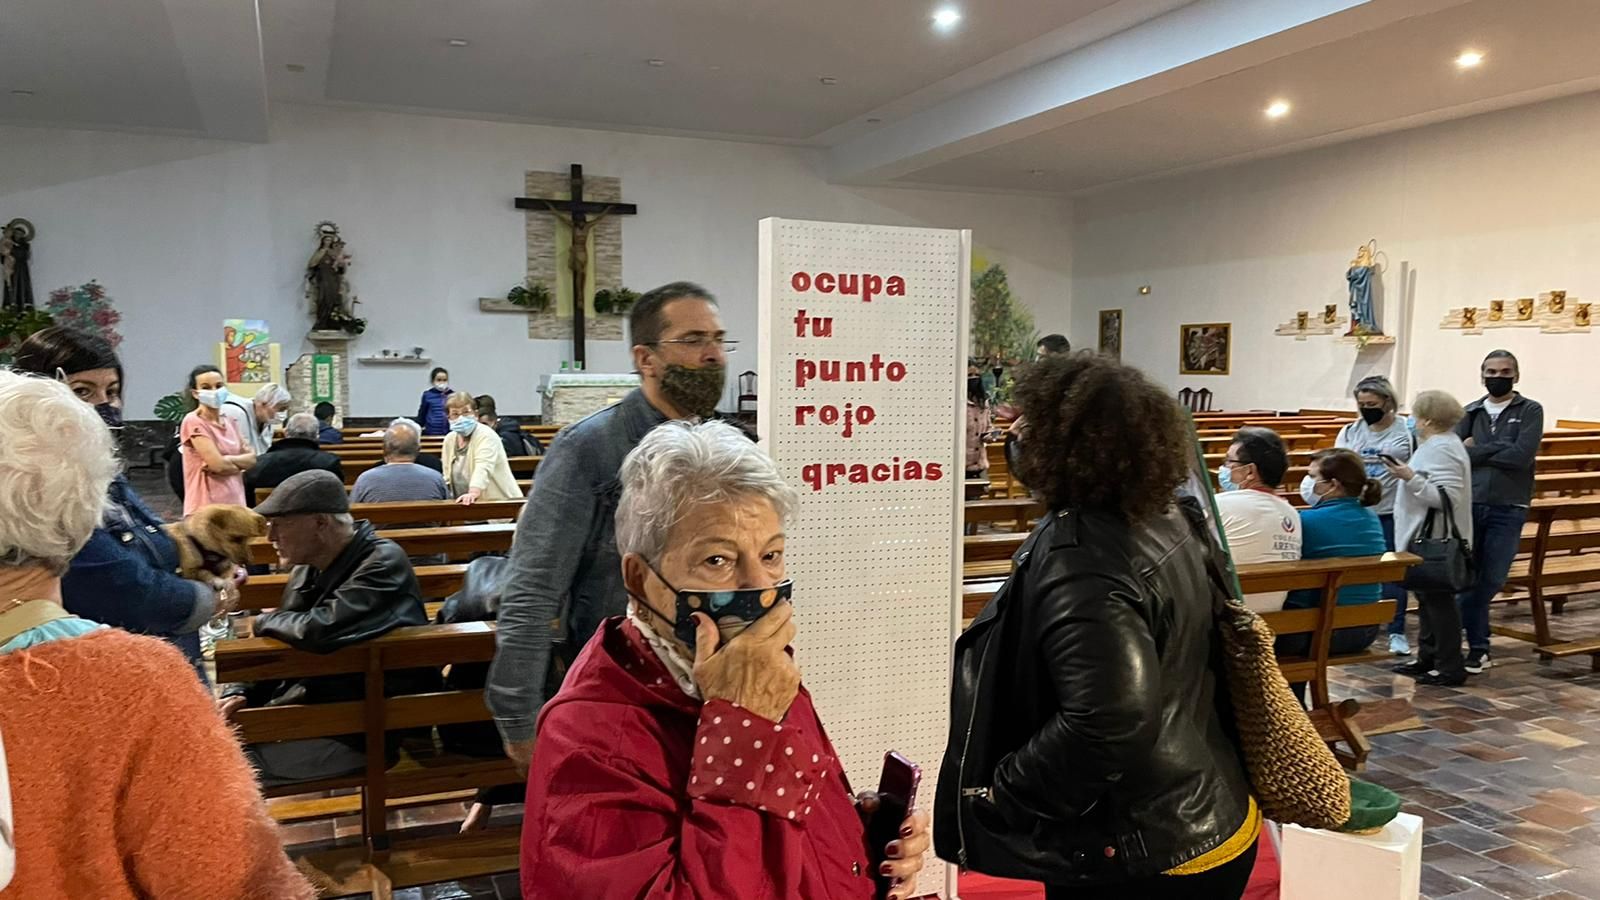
xmin=217 ymin=470 xmax=429 ymax=786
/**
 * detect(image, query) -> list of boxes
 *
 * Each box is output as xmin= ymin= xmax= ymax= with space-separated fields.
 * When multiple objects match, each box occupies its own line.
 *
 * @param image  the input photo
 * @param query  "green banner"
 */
xmin=312 ymin=354 xmax=335 ymax=405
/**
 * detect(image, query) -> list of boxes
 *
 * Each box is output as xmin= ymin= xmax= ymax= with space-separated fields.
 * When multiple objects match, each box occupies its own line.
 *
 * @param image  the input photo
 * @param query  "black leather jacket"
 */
xmin=228 ymin=521 xmax=431 ymax=708
xmin=936 ymin=503 xmax=1251 ymax=884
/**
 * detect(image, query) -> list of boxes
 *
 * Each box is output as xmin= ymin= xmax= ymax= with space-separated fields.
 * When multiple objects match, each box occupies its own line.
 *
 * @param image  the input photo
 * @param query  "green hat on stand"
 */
xmin=1339 ymin=779 xmax=1402 ymax=833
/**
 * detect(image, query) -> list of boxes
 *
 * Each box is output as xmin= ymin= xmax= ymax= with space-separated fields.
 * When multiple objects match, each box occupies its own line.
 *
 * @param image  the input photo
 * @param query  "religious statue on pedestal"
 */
xmin=1346 ymin=239 xmax=1380 ymax=335
xmin=305 ymin=221 xmax=364 ymax=334
xmin=1 ymin=218 xmax=35 ymax=313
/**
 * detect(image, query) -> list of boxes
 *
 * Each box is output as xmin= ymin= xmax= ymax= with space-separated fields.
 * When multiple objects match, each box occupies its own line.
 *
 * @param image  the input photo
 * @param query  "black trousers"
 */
xmin=1275 ymin=624 xmax=1381 ymax=705
xmin=1415 ymin=589 xmax=1466 ymax=677
xmin=1045 ymin=839 xmax=1258 ymax=900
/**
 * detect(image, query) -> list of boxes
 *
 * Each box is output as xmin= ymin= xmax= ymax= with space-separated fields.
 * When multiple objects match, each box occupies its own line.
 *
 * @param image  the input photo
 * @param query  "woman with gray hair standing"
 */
xmin=520 ymin=419 xmax=931 ymax=899
xmin=1335 ymin=375 xmax=1416 ymax=655
xmin=1385 ymin=389 xmax=1474 ymax=686
xmin=0 ymin=370 xmax=312 ymax=898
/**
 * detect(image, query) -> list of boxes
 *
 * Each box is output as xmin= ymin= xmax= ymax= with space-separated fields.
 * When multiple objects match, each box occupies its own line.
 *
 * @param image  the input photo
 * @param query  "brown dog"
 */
xmin=164 ymin=504 xmax=267 ymax=582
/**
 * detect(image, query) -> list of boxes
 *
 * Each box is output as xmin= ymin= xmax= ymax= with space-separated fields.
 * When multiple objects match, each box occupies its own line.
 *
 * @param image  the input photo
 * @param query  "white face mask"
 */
xmin=1300 ymin=475 xmax=1325 ymax=507
xmin=195 ymin=387 xmax=228 ymax=409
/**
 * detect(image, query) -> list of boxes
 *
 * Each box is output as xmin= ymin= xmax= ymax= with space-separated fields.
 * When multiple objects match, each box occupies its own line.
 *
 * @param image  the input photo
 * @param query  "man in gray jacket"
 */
xmin=486 ymin=282 xmax=730 ymax=772
xmin=1453 ymin=349 xmax=1543 ymax=674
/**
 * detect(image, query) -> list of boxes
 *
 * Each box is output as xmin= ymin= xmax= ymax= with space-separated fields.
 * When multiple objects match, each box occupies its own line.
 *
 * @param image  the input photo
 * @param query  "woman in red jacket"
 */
xmin=521 ymin=420 xmax=931 ymax=899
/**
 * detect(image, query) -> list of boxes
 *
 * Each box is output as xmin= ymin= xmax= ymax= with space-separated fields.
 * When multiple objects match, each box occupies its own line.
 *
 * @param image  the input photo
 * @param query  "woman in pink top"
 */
xmin=179 ymin=365 xmax=257 ymax=515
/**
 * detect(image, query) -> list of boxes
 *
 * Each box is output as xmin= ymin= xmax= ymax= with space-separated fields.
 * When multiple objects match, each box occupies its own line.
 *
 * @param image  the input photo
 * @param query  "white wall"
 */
xmin=1072 ymin=90 xmax=1600 ymax=420
xmin=0 ymin=103 xmax=1072 ymax=417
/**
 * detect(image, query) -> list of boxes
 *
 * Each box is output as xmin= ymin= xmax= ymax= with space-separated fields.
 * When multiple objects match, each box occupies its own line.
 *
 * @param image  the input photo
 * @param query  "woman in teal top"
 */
xmin=1279 ymin=448 xmax=1388 ymax=702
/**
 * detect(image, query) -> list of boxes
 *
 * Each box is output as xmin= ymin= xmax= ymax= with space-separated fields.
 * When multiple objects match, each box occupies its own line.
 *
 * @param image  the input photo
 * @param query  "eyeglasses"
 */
xmin=651 ymin=336 xmax=739 ymax=352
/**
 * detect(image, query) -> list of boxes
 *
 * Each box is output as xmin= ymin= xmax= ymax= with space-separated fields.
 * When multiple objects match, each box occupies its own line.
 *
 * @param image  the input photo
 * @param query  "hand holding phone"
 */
xmin=1377 ymin=453 xmax=1400 ymax=465
xmin=867 ymin=751 xmax=923 ymax=900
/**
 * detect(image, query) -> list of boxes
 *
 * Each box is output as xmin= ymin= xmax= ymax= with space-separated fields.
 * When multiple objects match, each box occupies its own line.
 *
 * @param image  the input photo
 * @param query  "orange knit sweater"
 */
xmin=0 ymin=629 xmax=313 ymax=899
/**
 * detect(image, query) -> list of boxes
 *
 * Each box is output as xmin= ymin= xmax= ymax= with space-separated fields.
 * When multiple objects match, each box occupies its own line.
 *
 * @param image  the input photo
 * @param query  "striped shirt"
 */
xmin=350 ymin=462 xmax=448 ymax=504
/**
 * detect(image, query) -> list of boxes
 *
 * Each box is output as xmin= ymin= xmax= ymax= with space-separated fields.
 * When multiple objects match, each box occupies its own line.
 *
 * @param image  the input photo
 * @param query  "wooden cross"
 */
xmin=515 ymin=164 xmax=638 ymax=367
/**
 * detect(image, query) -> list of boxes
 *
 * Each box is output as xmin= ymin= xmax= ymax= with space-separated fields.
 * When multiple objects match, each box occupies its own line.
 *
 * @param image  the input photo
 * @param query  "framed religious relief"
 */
xmin=1098 ymin=309 xmax=1123 ymax=359
xmin=1179 ymin=322 xmax=1231 ymax=375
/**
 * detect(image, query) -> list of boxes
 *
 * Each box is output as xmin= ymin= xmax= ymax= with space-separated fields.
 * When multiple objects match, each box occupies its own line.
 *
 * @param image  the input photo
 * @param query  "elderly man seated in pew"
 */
xmin=350 ymin=417 xmax=448 ymax=504
xmin=218 ymin=469 xmax=430 ymax=786
xmin=521 ymin=421 xmax=931 ymax=900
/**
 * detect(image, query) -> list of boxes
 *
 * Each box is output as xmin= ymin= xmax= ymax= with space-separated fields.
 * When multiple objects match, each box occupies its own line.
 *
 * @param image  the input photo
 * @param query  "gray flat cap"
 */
xmin=256 ymin=469 xmax=350 ymax=517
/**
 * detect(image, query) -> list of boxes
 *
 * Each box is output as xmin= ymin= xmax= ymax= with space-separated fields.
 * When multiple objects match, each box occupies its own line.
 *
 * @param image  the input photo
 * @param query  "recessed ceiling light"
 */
xmin=1028 ymin=169 xmax=1045 ymax=176
xmin=709 ymin=64 xmax=722 ymax=71
xmin=1456 ymin=49 xmax=1485 ymax=69
xmin=932 ymin=8 xmax=962 ymax=30
xmin=866 ymin=117 xmax=882 ymax=123
xmin=819 ymin=76 xmax=838 ymax=86
xmin=647 ymin=58 xmax=666 ymax=67
xmin=9 ymin=89 xmax=34 ymax=97
xmin=284 ymin=63 xmax=306 ymax=73
xmin=447 ymin=38 xmax=470 ymax=47
xmin=1264 ymin=99 xmax=1291 ymax=119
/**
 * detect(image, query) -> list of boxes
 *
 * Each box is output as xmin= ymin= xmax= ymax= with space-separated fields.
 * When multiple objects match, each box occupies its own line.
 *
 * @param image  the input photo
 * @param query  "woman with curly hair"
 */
xmin=938 ymin=354 xmax=1257 ymax=900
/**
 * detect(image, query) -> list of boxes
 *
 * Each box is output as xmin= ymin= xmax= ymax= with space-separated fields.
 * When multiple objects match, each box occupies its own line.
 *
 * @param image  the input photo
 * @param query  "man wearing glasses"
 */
xmin=486 ymin=282 xmax=734 ymax=786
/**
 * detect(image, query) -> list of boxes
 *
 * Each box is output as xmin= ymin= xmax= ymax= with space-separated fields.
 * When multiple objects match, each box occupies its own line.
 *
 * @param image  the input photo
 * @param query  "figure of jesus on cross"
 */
xmin=516 ymin=164 xmax=637 ymax=366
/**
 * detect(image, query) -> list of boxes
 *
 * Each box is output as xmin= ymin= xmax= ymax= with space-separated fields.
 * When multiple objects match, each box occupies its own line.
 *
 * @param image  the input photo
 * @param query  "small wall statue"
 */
xmin=1442 ymin=289 xmax=1589 ymax=334
xmin=1347 ymin=240 xmax=1380 ymax=335
xmin=305 ymin=221 xmax=364 ymax=335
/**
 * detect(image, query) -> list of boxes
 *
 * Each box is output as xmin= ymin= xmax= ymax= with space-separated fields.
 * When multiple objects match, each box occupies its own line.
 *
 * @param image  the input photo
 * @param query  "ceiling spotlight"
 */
xmin=447 ymin=38 xmax=470 ymax=47
xmin=866 ymin=117 xmax=882 ymax=123
xmin=647 ymin=58 xmax=666 ymax=67
xmin=1028 ymin=169 xmax=1045 ymax=176
xmin=9 ymin=89 xmax=34 ymax=97
xmin=819 ymin=76 xmax=838 ymax=85
xmin=284 ymin=63 xmax=306 ymax=73
xmin=932 ymin=8 xmax=962 ymax=30
xmin=1456 ymin=50 xmax=1484 ymax=69
xmin=1264 ymin=99 xmax=1291 ymax=119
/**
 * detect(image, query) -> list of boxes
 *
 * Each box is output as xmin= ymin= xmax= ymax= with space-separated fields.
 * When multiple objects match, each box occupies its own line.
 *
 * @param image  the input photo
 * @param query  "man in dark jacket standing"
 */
xmin=244 ymin=413 xmax=344 ymax=506
xmin=1454 ymin=349 xmax=1543 ymax=674
xmin=217 ymin=470 xmax=428 ymax=786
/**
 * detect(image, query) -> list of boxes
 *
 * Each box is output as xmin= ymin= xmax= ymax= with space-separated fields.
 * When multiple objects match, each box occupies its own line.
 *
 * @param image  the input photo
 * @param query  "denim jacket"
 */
xmin=60 ymin=476 xmax=213 ymax=680
xmin=486 ymin=389 xmax=667 ymax=743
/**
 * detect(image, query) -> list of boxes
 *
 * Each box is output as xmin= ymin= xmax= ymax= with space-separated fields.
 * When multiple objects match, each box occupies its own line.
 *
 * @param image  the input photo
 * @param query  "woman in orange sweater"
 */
xmin=0 ymin=369 xmax=312 ymax=900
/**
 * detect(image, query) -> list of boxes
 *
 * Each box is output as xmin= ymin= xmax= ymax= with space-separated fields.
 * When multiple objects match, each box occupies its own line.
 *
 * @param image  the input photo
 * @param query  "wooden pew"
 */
xmin=335 ymin=456 xmax=542 ymax=485
xmin=963 ymin=552 xmax=1418 ymax=768
xmin=1496 ymin=497 xmax=1600 ymax=668
xmin=257 ymin=479 xmax=534 ymax=504
xmin=248 ymin=523 xmax=515 ymax=566
xmin=351 ymin=499 xmax=525 ymax=527
xmin=214 ymin=623 xmax=520 ymax=893
xmin=965 ymin=497 xmax=1043 ymax=532
xmin=239 ymin=563 xmax=471 ymax=613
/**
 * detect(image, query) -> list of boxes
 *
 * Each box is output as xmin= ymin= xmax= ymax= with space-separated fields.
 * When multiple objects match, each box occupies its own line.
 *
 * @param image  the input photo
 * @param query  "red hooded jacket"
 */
xmin=521 ymin=617 xmax=879 ymax=899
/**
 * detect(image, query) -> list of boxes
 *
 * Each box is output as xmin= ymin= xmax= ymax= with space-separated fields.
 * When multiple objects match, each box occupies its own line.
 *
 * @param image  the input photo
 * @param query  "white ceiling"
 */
xmin=4 ymin=0 xmax=1600 ymax=193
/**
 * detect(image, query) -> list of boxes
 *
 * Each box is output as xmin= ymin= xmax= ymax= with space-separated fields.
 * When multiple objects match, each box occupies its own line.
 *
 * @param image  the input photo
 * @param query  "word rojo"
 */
xmin=795 ymin=403 xmax=875 ymax=437
xmin=801 ymin=457 xmax=945 ymax=492
xmin=790 ymin=271 xmax=906 ymax=304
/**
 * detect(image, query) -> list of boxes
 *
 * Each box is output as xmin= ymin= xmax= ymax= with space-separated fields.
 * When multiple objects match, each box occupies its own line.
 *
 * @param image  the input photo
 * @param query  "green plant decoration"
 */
xmin=593 ymin=287 xmax=640 ymax=317
xmin=153 ymin=392 xmax=189 ymax=422
xmin=969 ymin=263 xmax=1036 ymax=402
xmin=0 ymin=307 xmax=55 ymax=367
xmin=508 ymin=280 xmax=551 ymax=312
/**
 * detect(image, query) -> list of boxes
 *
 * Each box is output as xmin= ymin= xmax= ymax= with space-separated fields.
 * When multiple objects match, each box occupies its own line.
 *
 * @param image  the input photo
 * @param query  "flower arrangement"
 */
xmin=44 ymin=280 xmax=123 ymax=349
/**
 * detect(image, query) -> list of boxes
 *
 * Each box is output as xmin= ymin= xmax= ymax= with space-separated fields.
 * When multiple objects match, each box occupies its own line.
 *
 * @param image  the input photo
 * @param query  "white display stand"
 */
xmin=539 ymin=372 xmax=639 ymax=426
xmin=758 ymin=218 xmax=970 ymax=898
xmin=1281 ymin=814 xmax=1423 ymax=900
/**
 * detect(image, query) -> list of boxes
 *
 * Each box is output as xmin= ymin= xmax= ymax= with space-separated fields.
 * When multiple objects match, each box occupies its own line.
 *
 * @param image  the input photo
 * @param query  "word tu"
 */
xmin=802 ymin=458 xmax=945 ymax=492
xmin=790 ymin=271 xmax=906 ymax=304
xmin=795 ymin=354 xmax=908 ymax=389
xmin=795 ymin=403 xmax=875 ymax=438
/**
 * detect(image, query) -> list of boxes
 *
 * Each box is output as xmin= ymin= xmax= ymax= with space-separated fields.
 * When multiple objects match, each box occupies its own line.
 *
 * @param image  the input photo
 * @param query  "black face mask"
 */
xmin=639 ymin=565 xmax=793 ymax=652
xmin=660 ymin=363 xmax=726 ymax=419
xmin=95 ymin=402 xmax=124 ymax=430
xmin=1359 ymin=406 xmax=1386 ymax=426
xmin=1484 ymin=376 xmax=1514 ymax=399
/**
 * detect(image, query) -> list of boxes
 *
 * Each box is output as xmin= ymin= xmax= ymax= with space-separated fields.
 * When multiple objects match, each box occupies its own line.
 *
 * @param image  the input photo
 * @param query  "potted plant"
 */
xmin=593 ymin=287 xmax=640 ymax=316
xmin=508 ymin=280 xmax=551 ymax=313
xmin=0 ymin=307 xmax=54 ymax=366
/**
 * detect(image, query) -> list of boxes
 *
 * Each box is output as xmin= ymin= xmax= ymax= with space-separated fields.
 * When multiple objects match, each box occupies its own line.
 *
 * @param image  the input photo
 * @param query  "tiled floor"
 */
xmin=135 ymin=470 xmax=1600 ymax=898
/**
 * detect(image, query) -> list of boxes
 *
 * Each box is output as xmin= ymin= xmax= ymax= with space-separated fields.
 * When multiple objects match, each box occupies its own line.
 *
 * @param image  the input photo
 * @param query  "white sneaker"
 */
xmin=1388 ymin=634 xmax=1411 ymax=656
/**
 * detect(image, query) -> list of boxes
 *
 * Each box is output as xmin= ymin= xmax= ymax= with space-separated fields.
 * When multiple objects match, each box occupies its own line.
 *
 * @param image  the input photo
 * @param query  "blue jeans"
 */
xmin=1456 ymin=504 xmax=1529 ymax=653
xmin=1379 ymin=514 xmax=1408 ymax=635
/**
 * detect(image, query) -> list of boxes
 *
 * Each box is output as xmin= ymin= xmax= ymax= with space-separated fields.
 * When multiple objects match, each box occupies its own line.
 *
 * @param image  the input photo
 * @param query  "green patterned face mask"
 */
xmin=660 ymin=363 xmax=726 ymax=419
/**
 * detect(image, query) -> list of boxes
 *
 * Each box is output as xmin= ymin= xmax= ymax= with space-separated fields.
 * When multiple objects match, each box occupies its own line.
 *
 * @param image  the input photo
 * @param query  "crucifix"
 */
xmin=515 ymin=164 xmax=638 ymax=367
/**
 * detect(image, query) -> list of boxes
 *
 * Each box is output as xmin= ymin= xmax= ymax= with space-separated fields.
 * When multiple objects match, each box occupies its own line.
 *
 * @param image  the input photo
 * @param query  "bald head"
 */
xmin=385 ymin=418 xmax=422 ymax=461
xmin=285 ymin=413 xmax=320 ymax=441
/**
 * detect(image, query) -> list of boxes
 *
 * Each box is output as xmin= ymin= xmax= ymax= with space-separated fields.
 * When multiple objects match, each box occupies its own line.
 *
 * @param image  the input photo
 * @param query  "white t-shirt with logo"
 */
xmin=1215 ymin=489 xmax=1303 ymax=613
xmin=1483 ymin=395 xmax=1512 ymax=423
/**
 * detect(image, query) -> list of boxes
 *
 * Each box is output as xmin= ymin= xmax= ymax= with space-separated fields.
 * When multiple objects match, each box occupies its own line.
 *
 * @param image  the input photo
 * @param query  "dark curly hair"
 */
xmin=1013 ymin=354 xmax=1189 ymax=521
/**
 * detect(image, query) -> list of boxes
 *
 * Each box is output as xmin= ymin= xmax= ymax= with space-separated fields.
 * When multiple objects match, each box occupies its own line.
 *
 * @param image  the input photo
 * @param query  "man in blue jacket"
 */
xmin=1454 ymin=350 xmax=1543 ymax=674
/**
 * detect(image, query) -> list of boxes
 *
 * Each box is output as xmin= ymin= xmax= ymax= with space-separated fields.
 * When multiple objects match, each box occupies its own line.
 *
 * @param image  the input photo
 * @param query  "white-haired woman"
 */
xmin=521 ymin=420 xmax=931 ymax=899
xmin=220 ymin=381 xmax=292 ymax=456
xmin=1385 ymin=389 xmax=1474 ymax=687
xmin=0 ymin=370 xmax=312 ymax=899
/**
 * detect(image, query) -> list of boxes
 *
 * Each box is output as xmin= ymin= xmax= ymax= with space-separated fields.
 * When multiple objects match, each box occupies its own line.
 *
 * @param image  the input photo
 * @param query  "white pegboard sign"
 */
xmin=757 ymin=218 xmax=970 ymax=897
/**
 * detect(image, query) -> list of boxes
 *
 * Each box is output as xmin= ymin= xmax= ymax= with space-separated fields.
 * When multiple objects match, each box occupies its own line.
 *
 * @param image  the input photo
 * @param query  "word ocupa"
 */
xmin=789 ymin=271 xmax=907 ymax=304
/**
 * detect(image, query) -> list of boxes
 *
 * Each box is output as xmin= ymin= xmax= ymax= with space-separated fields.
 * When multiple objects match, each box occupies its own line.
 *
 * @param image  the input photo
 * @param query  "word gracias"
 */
xmin=802 ymin=457 xmax=944 ymax=493
xmin=790 ymin=270 xmax=906 ymax=304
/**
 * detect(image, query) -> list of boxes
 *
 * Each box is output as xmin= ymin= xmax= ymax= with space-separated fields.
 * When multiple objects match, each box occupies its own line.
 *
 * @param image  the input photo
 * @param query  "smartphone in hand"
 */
xmin=1377 ymin=453 xmax=1401 ymax=466
xmin=868 ymin=751 xmax=921 ymax=899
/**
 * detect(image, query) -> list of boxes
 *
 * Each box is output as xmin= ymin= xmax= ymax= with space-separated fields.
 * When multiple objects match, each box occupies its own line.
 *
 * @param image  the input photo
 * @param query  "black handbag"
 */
xmin=1401 ymin=488 xmax=1474 ymax=592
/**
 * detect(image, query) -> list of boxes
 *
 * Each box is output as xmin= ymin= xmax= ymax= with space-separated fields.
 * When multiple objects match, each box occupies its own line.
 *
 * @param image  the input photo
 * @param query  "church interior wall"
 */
xmin=0 ymin=102 xmax=1072 ymax=418
xmin=1071 ymin=89 xmax=1600 ymax=419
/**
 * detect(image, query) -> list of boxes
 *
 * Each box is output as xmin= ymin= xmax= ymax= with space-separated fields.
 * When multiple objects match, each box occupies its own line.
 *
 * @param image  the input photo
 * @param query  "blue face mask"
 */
xmin=449 ymin=417 xmax=477 ymax=437
xmin=1217 ymin=463 xmax=1239 ymax=492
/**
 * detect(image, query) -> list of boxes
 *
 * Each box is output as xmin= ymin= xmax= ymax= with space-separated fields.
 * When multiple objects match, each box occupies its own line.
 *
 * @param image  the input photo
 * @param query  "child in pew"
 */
xmin=1276 ymin=448 xmax=1389 ymax=704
